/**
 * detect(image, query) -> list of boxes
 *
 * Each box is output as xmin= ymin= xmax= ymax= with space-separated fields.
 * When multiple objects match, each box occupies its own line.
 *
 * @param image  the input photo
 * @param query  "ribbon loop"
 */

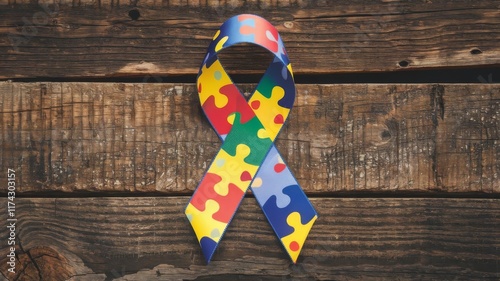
xmin=186 ymin=14 xmax=318 ymax=263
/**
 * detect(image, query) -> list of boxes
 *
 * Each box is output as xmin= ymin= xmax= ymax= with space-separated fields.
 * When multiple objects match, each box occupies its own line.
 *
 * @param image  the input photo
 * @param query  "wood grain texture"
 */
xmin=0 ymin=0 xmax=499 ymax=79
xmin=0 ymin=197 xmax=498 ymax=280
xmin=1 ymin=82 xmax=499 ymax=194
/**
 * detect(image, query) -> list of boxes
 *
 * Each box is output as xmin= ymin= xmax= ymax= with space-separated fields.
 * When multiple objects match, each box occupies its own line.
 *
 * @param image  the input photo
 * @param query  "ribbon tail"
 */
xmin=280 ymin=214 xmax=318 ymax=263
xmin=185 ymin=204 xmax=229 ymax=263
xmin=186 ymin=125 xmax=263 ymax=263
xmin=185 ymin=168 xmax=247 ymax=263
xmin=251 ymin=146 xmax=318 ymax=263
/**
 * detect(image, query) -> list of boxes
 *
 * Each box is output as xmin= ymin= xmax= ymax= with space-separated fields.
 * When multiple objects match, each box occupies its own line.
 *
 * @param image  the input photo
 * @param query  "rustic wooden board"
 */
xmin=1 ymin=82 xmax=499 ymax=194
xmin=0 ymin=0 xmax=499 ymax=79
xmin=0 ymin=197 xmax=498 ymax=280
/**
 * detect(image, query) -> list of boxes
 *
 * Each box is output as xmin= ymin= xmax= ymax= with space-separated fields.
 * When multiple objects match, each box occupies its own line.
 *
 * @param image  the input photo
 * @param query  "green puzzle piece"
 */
xmin=221 ymin=113 xmax=273 ymax=166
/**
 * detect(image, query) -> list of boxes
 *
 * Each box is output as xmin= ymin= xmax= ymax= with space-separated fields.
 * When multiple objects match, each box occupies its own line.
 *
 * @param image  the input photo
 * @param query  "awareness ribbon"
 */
xmin=185 ymin=14 xmax=318 ymax=263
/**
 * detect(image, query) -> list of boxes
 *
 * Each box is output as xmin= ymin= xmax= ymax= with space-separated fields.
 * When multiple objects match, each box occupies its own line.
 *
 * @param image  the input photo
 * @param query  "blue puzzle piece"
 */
xmin=262 ymin=184 xmax=317 ymax=238
xmin=200 ymin=236 xmax=218 ymax=263
xmin=252 ymin=147 xmax=295 ymax=208
xmin=262 ymin=59 xmax=295 ymax=109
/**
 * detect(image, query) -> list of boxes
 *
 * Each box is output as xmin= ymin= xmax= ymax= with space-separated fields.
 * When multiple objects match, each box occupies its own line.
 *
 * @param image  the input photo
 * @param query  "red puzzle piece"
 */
xmin=238 ymin=14 xmax=279 ymax=53
xmin=202 ymin=84 xmax=255 ymax=135
xmin=191 ymin=172 xmax=245 ymax=223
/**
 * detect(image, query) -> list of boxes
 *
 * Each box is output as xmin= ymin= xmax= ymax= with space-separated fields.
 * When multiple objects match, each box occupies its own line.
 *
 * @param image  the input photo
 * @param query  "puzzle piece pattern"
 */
xmin=237 ymin=14 xmax=279 ymax=53
xmin=262 ymin=184 xmax=318 ymax=238
xmin=186 ymin=14 xmax=317 ymax=264
xmin=198 ymin=59 xmax=255 ymax=136
xmin=251 ymin=147 xmax=295 ymax=208
xmin=185 ymin=199 xmax=226 ymax=246
xmin=280 ymin=212 xmax=318 ymax=263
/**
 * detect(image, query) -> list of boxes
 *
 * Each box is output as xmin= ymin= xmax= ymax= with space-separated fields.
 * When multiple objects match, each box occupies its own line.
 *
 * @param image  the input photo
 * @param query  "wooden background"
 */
xmin=0 ymin=0 xmax=499 ymax=280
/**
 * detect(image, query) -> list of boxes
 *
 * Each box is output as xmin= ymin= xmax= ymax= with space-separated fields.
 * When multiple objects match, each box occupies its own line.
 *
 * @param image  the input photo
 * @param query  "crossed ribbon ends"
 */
xmin=185 ymin=14 xmax=318 ymax=264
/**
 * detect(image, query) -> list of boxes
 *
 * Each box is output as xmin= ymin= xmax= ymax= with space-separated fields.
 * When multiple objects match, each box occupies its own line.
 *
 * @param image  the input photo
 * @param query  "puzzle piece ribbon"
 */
xmin=185 ymin=14 xmax=318 ymax=264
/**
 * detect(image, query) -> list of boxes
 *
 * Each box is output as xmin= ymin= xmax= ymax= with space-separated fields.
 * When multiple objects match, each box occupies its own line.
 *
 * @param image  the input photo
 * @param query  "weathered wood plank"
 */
xmin=1 ymin=82 xmax=499 ymax=194
xmin=0 ymin=197 xmax=498 ymax=280
xmin=0 ymin=0 xmax=499 ymax=79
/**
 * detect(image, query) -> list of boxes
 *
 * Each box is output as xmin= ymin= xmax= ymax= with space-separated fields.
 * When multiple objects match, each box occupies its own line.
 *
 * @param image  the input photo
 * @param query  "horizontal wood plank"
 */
xmin=0 ymin=0 xmax=499 ymax=79
xmin=0 ymin=197 xmax=498 ymax=280
xmin=1 ymin=82 xmax=499 ymax=194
